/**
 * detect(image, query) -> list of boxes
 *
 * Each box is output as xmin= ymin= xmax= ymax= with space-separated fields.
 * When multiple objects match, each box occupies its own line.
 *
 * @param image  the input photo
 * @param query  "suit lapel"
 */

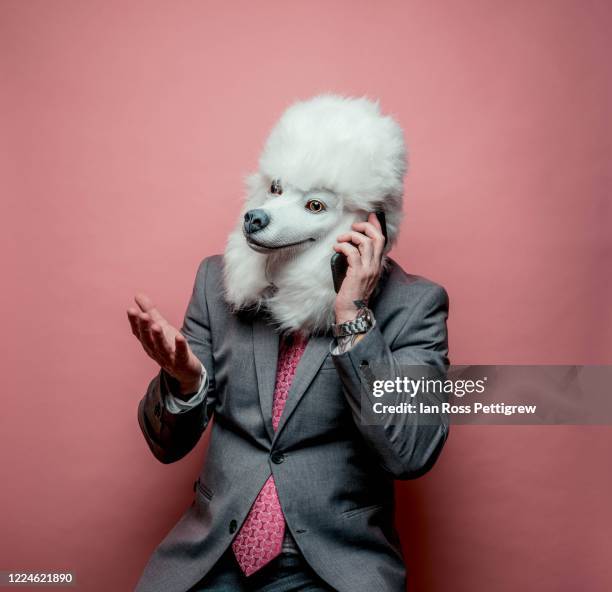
xmin=272 ymin=333 xmax=332 ymax=443
xmin=252 ymin=318 xmax=279 ymax=441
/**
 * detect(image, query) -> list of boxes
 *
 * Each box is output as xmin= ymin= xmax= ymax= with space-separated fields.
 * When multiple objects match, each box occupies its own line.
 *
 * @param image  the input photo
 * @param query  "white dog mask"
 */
xmin=223 ymin=94 xmax=407 ymax=335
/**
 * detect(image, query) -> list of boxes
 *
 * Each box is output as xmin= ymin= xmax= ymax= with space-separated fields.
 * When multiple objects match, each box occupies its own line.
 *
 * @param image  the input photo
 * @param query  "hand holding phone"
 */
xmin=331 ymin=210 xmax=388 ymax=293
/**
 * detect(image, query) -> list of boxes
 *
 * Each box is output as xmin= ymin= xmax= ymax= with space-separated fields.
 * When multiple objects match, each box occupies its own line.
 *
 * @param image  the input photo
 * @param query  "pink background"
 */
xmin=1 ymin=1 xmax=611 ymax=590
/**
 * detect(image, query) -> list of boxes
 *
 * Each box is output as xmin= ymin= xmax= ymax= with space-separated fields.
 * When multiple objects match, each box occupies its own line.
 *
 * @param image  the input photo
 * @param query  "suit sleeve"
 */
xmin=331 ymin=284 xmax=450 ymax=479
xmin=137 ymin=258 xmax=217 ymax=464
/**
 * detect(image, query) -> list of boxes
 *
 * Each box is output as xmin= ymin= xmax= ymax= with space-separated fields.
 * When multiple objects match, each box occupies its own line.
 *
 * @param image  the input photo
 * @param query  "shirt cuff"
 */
xmin=331 ymin=317 xmax=377 ymax=355
xmin=164 ymin=363 xmax=208 ymax=414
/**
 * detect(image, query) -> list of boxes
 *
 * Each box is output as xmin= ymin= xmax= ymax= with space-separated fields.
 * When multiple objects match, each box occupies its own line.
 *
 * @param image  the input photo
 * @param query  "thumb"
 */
xmin=174 ymin=333 xmax=191 ymax=365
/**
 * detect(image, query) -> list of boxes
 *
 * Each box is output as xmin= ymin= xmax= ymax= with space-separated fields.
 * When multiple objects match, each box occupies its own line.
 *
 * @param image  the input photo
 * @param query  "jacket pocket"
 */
xmin=195 ymin=479 xmax=214 ymax=501
xmin=341 ymin=503 xmax=383 ymax=519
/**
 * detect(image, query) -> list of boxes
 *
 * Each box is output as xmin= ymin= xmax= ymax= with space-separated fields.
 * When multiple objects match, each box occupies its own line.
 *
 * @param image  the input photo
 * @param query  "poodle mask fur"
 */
xmin=223 ymin=95 xmax=407 ymax=335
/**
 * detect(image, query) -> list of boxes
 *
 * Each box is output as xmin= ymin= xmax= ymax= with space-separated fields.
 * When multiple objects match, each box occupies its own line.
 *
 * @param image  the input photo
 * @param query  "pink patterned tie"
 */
xmin=231 ymin=333 xmax=308 ymax=576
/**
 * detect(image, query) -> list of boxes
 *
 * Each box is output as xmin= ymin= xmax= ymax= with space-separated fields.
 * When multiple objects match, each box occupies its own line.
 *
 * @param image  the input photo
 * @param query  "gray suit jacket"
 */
xmin=135 ymin=255 xmax=449 ymax=592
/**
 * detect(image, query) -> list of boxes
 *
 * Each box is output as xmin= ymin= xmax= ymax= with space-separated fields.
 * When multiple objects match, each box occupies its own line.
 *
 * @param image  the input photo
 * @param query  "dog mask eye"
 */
xmin=270 ymin=179 xmax=283 ymax=195
xmin=305 ymin=199 xmax=326 ymax=213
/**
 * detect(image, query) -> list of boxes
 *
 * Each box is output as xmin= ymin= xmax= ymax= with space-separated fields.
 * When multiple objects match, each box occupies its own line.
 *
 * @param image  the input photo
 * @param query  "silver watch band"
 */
xmin=332 ymin=302 xmax=374 ymax=338
xmin=332 ymin=315 xmax=371 ymax=337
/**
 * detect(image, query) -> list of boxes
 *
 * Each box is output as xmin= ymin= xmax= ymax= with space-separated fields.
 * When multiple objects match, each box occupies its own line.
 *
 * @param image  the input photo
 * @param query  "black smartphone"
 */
xmin=331 ymin=210 xmax=388 ymax=293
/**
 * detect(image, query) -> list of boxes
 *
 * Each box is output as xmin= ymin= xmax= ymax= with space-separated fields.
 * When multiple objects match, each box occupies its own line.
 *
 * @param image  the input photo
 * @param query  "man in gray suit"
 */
xmin=128 ymin=96 xmax=449 ymax=591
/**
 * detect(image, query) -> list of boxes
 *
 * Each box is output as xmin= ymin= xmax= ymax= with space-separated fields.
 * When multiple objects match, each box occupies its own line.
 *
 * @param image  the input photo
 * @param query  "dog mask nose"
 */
xmin=243 ymin=209 xmax=270 ymax=235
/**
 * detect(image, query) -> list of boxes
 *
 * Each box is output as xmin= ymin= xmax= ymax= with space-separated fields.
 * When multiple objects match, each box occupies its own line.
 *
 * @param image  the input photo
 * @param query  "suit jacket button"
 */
xmin=229 ymin=519 xmax=237 ymax=534
xmin=359 ymin=360 xmax=369 ymax=369
xmin=271 ymin=452 xmax=285 ymax=464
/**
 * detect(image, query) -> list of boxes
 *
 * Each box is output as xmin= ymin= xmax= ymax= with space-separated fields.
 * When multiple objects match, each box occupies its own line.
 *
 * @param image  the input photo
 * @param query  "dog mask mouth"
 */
xmin=244 ymin=234 xmax=316 ymax=253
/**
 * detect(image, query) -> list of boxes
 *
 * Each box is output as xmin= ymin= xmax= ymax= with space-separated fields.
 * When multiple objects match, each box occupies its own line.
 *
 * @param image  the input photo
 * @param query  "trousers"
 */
xmin=188 ymin=547 xmax=336 ymax=592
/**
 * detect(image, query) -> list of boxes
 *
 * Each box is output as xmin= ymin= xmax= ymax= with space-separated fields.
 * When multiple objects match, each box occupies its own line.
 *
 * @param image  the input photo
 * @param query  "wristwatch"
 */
xmin=332 ymin=300 xmax=375 ymax=338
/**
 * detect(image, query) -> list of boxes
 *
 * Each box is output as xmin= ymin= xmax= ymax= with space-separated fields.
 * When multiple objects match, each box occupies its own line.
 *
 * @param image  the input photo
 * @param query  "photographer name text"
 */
xmin=372 ymin=401 xmax=537 ymax=415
